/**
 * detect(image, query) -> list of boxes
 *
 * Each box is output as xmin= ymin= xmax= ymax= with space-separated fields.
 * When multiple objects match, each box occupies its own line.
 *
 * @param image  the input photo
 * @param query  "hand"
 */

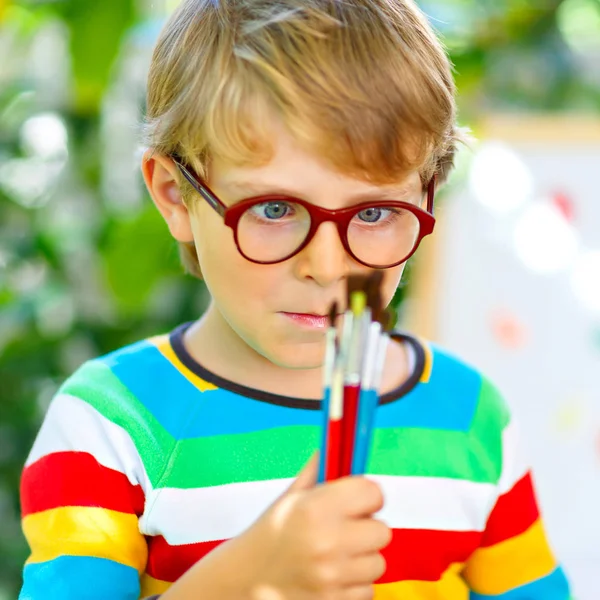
xmin=241 ymin=453 xmax=391 ymax=600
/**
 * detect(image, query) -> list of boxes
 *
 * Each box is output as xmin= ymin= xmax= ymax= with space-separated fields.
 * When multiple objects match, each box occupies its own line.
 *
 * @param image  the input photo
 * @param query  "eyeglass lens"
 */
xmin=236 ymin=200 xmax=421 ymax=266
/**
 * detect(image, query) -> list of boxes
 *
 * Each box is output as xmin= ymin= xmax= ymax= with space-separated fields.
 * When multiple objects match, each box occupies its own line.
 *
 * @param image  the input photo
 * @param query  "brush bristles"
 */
xmin=346 ymin=273 xmax=385 ymax=325
xmin=328 ymin=302 xmax=338 ymax=329
xmin=350 ymin=291 xmax=367 ymax=317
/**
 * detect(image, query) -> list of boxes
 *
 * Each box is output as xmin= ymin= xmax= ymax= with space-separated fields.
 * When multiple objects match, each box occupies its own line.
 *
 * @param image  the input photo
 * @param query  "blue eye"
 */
xmin=358 ymin=208 xmax=387 ymax=223
xmin=251 ymin=202 xmax=292 ymax=220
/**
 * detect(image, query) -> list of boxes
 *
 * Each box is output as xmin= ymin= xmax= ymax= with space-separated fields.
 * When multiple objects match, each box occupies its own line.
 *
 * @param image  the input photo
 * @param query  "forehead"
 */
xmin=208 ymin=120 xmax=422 ymax=202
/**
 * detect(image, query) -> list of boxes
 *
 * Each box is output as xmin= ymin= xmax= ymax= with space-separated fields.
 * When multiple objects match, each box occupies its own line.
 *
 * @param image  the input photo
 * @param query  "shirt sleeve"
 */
xmin=461 ymin=395 xmax=572 ymax=599
xmin=19 ymin=383 xmax=149 ymax=600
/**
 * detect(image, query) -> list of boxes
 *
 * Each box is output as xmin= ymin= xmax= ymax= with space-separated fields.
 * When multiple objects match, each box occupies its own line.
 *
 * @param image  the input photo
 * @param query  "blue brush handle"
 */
xmin=351 ymin=389 xmax=378 ymax=476
xmin=317 ymin=387 xmax=331 ymax=484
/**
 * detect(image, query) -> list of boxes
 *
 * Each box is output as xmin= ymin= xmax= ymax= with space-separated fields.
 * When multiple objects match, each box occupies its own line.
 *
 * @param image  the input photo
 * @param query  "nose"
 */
xmin=293 ymin=221 xmax=351 ymax=286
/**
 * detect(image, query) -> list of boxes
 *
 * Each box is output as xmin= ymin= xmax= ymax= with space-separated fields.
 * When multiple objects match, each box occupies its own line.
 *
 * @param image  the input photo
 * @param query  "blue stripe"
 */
xmin=103 ymin=341 xmax=321 ymax=440
xmin=19 ymin=556 xmax=140 ymax=600
xmin=101 ymin=340 xmax=482 ymax=439
xmin=469 ymin=566 xmax=571 ymax=600
xmin=376 ymin=347 xmax=481 ymax=431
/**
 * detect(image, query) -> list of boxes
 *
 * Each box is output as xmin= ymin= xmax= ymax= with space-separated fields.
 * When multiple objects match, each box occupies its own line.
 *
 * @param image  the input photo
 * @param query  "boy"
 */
xmin=19 ymin=0 xmax=572 ymax=599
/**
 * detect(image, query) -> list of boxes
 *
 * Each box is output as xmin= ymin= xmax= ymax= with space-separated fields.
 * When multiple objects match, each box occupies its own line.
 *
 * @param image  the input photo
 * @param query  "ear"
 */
xmin=142 ymin=151 xmax=195 ymax=243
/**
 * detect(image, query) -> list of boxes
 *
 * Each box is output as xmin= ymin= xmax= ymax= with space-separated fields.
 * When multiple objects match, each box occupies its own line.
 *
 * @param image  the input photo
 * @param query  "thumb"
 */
xmin=285 ymin=451 xmax=319 ymax=494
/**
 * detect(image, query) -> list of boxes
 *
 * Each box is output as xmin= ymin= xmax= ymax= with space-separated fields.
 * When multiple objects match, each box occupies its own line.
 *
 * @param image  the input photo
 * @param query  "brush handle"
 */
xmin=339 ymin=383 xmax=360 ymax=478
xmin=351 ymin=333 xmax=389 ymax=475
xmin=324 ymin=367 xmax=345 ymax=481
xmin=350 ymin=322 xmax=382 ymax=475
xmin=325 ymin=416 xmax=342 ymax=481
xmin=351 ymin=388 xmax=378 ymax=475
xmin=318 ymin=328 xmax=338 ymax=484
xmin=317 ymin=387 xmax=331 ymax=484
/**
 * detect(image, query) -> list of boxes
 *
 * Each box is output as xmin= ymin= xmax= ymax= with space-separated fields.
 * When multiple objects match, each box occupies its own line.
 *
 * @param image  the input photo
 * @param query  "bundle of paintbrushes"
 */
xmin=317 ymin=272 xmax=393 ymax=483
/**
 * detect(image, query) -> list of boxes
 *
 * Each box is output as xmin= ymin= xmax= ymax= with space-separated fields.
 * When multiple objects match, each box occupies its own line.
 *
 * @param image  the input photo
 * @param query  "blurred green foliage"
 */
xmin=0 ymin=0 xmax=599 ymax=596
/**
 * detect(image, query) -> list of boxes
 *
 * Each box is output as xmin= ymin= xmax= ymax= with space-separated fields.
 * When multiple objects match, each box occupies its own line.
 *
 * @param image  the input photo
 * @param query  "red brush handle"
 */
xmin=325 ymin=417 xmax=342 ymax=481
xmin=340 ymin=384 xmax=360 ymax=478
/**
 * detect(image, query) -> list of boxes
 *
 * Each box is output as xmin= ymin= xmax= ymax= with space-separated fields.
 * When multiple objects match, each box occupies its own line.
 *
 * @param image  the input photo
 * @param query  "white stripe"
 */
xmin=373 ymin=475 xmax=496 ymax=532
xmin=497 ymin=418 xmax=531 ymax=495
xmin=143 ymin=475 xmax=497 ymax=546
xmin=26 ymin=393 xmax=151 ymax=496
xmin=141 ymin=478 xmax=291 ymax=543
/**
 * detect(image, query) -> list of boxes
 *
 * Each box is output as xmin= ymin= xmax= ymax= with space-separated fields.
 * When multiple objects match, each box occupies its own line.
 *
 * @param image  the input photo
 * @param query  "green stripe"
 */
xmin=61 ymin=361 xmax=176 ymax=487
xmin=472 ymin=376 xmax=511 ymax=435
xmin=369 ymin=428 xmax=493 ymax=482
xmin=166 ymin=425 xmax=319 ymax=488
xmin=369 ymin=376 xmax=508 ymax=484
xmin=61 ymin=362 xmax=511 ymax=490
xmin=469 ymin=376 xmax=510 ymax=481
xmin=151 ymin=417 xmax=505 ymax=489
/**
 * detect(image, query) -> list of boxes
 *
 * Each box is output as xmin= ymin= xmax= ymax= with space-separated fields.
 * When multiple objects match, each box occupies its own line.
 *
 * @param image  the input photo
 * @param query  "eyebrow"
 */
xmin=221 ymin=179 xmax=419 ymax=204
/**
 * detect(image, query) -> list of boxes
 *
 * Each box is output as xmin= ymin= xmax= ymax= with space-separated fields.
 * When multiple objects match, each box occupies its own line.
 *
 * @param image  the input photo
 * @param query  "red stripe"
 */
xmin=146 ymin=536 xmax=224 ymax=582
xmin=480 ymin=471 xmax=539 ymax=548
xmin=146 ymin=528 xmax=481 ymax=584
xmin=378 ymin=528 xmax=481 ymax=583
xmin=21 ymin=452 xmax=145 ymax=517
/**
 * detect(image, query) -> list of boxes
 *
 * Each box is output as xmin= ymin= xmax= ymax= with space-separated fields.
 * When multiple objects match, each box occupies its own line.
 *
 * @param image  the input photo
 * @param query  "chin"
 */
xmin=264 ymin=339 xmax=325 ymax=370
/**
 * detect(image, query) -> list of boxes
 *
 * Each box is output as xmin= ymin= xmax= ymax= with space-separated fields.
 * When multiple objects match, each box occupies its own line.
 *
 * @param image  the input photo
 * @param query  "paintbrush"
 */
xmin=317 ymin=303 xmax=338 ymax=484
xmin=350 ymin=272 xmax=387 ymax=475
xmin=323 ymin=302 xmax=353 ymax=481
xmin=339 ymin=287 xmax=368 ymax=477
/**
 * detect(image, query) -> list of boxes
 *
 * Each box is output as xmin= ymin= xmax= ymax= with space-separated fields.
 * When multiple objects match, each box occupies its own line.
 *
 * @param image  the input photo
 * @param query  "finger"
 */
xmin=322 ymin=477 xmax=385 ymax=517
xmin=342 ymin=554 xmax=387 ymax=587
xmin=341 ymin=519 xmax=392 ymax=554
xmin=286 ymin=452 xmax=319 ymax=494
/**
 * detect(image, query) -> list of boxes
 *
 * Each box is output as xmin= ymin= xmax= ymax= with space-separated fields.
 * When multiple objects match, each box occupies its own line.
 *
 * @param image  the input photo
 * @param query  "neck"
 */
xmin=184 ymin=304 xmax=326 ymax=400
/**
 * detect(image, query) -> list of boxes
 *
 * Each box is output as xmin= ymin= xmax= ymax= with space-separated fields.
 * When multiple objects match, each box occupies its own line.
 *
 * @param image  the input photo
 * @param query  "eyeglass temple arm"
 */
xmin=172 ymin=156 xmax=436 ymax=219
xmin=172 ymin=159 xmax=227 ymax=218
xmin=426 ymin=175 xmax=436 ymax=216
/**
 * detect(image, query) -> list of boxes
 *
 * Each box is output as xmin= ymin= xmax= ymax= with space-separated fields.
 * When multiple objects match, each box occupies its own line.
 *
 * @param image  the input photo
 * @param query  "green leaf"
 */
xmin=59 ymin=0 xmax=136 ymax=115
xmin=101 ymin=204 xmax=183 ymax=317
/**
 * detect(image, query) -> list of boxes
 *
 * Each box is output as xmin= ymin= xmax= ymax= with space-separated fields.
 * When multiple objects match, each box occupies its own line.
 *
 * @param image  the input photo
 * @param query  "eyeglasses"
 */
xmin=173 ymin=158 xmax=436 ymax=269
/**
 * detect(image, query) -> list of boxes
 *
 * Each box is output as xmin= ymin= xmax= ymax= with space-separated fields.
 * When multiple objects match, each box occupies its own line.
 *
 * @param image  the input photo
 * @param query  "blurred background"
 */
xmin=0 ymin=0 xmax=599 ymax=598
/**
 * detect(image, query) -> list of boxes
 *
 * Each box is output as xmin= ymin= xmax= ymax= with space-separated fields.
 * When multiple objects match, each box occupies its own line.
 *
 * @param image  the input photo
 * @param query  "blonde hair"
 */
xmin=145 ymin=0 xmax=466 ymax=278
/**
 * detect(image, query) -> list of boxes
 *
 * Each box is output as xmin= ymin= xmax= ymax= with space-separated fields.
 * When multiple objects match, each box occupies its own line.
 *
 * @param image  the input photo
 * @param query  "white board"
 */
xmin=427 ymin=115 xmax=600 ymax=598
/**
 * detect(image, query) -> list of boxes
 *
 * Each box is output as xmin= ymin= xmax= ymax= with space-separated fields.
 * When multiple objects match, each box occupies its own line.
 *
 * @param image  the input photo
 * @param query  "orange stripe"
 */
xmin=23 ymin=506 xmax=147 ymax=574
xmin=141 ymin=563 xmax=468 ymax=600
xmin=416 ymin=337 xmax=433 ymax=383
xmin=148 ymin=335 xmax=217 ymax=393
xmin=140 ymin=573 xmax=172 ymax=597
xmin=374 ymin=562 xmax=468 ymax=600
xmin=462 ymin=518 xmax=557 ymax=595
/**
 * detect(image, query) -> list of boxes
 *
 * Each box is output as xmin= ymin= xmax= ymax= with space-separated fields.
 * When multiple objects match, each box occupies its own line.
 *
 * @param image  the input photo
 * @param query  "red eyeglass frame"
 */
xmin=173 ymin=157 xmax=437 ymax=269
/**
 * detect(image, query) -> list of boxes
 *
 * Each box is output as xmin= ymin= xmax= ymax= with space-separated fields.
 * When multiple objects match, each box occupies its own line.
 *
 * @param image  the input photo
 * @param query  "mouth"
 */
xmin=280 ymin=312 xmax=337 ymax=330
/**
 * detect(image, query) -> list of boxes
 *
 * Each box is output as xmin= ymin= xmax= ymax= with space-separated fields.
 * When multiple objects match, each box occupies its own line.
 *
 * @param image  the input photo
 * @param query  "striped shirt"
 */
xmin=19 ymin=323 xmax=571 ymax=600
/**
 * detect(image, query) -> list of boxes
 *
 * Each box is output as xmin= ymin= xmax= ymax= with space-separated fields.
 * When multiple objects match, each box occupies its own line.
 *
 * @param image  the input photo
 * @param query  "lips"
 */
xmin=281 ymin=312 xmax=333 ymax=329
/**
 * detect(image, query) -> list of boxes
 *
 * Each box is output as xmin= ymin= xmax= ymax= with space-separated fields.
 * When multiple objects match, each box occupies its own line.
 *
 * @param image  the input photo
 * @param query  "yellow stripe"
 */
xmin=374 ymin=563 xmax=468 ymax=600
xmin=462 ymin=519 xmax=557 ymax=595
xmin=416 ymin=337 xmax=433 ymax=383
xmin=149 ymin=335 xmax=217 ymax=393
xmin=140 ymin=573 xmax=172 ymax=597
xmin=23 ymin=507 xmax=147 ymax=574
xmin=138 ymin=564 xmax=468 ymax=600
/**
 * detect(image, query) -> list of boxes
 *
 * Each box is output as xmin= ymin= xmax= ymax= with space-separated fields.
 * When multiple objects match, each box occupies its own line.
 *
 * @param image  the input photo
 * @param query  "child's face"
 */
xmin=153 ymin=122 xmax=425 ymax=369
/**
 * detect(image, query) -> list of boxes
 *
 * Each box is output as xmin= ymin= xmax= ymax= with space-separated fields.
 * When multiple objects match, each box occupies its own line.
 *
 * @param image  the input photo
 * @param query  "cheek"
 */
xmin=381 ymin=265 xmax=406 ymax=306
xmin=189 ymin=211 xmax=284 ymax=308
